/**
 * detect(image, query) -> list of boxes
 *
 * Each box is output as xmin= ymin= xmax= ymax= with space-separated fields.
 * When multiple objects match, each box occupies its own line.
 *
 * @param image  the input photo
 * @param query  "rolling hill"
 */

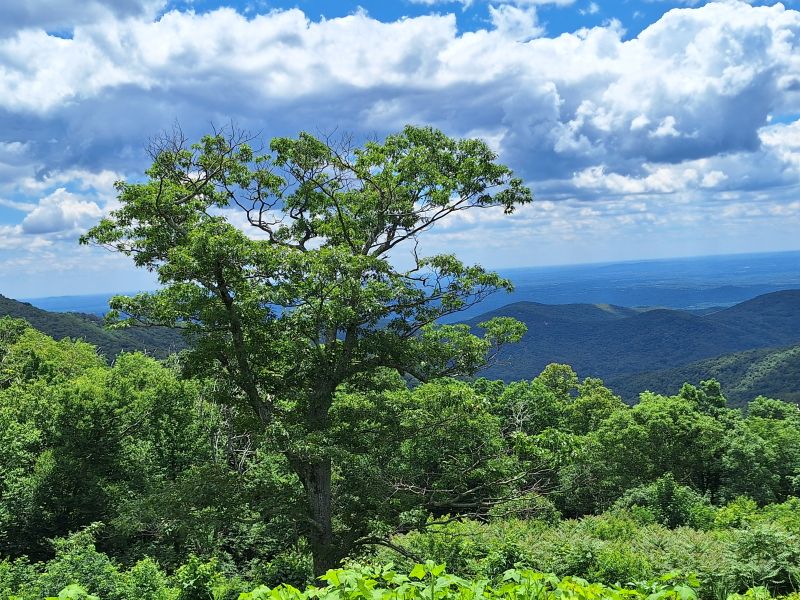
xmin=606 ymin=344 xmax=800 ymax=406
xmin=7 ymin=287 xmax=800 ymax=405
xmin=0 ymin=294 xmax=185 ymax=360
xmin=471 ymin=290 xmax=800 ymax=404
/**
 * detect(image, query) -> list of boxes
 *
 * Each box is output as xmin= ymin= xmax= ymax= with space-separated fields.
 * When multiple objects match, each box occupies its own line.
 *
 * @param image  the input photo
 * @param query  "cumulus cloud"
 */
xmin=20 ymin=188 xmax=103 ymax=234
xmin=489 ymin=5 xmax=543 ymax=39
xmin=0 ymin=0 xmax=799 ymax=294
xmin=568 ymin=119 xmax=800 ymax=200
xmin=1 ymin=1 xmax=798 ymax=179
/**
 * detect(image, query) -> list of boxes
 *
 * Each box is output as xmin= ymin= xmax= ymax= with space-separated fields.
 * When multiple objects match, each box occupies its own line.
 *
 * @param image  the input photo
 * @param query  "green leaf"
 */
xmin=409 ymin=564 xmax=427 ymax=580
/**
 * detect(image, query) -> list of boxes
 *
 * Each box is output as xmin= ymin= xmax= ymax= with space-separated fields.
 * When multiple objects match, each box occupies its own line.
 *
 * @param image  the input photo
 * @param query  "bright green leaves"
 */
xmin=479 ymin=318 xmax=527 ymax=356
xmin=0 ymin=337 xmax=211 ymax=563
xmin=0 ymin=327 xmax=103 ymax=389
xmin=410 ymin=317 xmax=525 ymax=382
xmin=86 ymin=124 xmax=532 ymax=264
xmin=409 ymin=564 xmax=428 ymax=580
xmin=247 ymin=566 xmax=698 ymax=600
xmin=268 ymin=125 xmax=532 ymax=255
xmin=45 ymin=584 xmax=100 ymax=600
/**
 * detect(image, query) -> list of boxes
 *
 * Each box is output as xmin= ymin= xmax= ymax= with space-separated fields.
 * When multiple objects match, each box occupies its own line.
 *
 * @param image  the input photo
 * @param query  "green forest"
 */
xmin=2 ymin=127 xmax=800 ymax=599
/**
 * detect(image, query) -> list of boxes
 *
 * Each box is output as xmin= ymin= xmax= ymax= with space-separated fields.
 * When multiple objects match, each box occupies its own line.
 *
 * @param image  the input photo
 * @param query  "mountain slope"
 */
xmin=607 ymin=344 xmax=800 ymax=406
xmin=704 ymin=290 xmax=800 ymax=344
xmin=472 ymin=292 xmax=800 ymax=387
xmin=470 ymin=301 xmax=643 ymax=324
xmin=0 ymin=295 xmax=184 ymax=359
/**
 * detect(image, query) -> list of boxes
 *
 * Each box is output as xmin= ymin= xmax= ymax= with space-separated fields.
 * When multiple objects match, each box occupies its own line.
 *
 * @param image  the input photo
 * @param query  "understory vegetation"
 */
xmin=3 ymin=318 xmax=800 ymax=599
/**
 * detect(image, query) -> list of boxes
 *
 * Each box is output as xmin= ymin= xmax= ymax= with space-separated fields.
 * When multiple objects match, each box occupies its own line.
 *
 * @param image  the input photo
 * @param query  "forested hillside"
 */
xmin=472 ymin=291 xmax=800 ymax=397
xmin=609 ymin=344 xmax=800 ymax=405
xmin=0 ymin=294 xmax=184 ymax=359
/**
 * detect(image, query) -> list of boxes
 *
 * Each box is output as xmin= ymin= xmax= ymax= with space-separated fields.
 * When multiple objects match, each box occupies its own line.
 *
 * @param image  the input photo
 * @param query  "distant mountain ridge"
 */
xmin=7 ymin=288 xmax=800 ymax=405
xmin=21 ymin=251 xmax=800 ymax=320
xmin=471 ymin=290 xmax=800 ymax=405
xmin=0 ymin=294 xmax=184 ymax=359
xmin=19 ymin=292 xmax=133 ymax=316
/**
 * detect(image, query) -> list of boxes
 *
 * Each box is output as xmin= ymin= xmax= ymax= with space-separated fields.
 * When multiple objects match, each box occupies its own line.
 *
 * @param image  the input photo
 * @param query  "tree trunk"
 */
xmin=298 ymin=457 xmax=338 ymax=577
xmin=287 ymin=381 xmax=340 ymax=576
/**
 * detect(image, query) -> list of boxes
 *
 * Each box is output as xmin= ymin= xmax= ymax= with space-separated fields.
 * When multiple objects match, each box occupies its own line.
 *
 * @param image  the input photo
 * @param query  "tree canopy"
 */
xmin=81 ymin=124 xmax=532 ymax=573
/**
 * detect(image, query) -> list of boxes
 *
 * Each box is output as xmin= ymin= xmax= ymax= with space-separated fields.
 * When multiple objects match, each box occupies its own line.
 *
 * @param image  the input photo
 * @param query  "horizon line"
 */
xmin=15 ymin=247 xmax=800 ymax=301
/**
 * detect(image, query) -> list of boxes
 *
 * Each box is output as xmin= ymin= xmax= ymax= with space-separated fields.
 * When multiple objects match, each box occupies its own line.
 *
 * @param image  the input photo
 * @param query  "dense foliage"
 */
xmin=3 ymin=316 xmax=800 ymax=598
xmin=0 ymin=546 xmax=711 ymax=600
xmin=0 ymin=295 xmax=184 ymax=360
xmin=371 ymin=505 xmax=800 ymax=598
xmin=609 ymin=343 xmax=800 ymax=406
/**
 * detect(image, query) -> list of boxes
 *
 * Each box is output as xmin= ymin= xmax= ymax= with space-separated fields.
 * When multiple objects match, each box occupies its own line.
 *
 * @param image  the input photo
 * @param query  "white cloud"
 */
xmin=572 ymin=164 xmax=703 ymax=195
xmin=0 ymin=224 xmax=25 ymax=250
xmin=580 ymin=2 xmax=600 ymax=16
xmin=408 ymin=0 xmax=569 ymax=5
xmin=569 ymin=118 xmax=800 ymax=199
xmin=408 ymin=0 xmax=475 ymax=7
xmin=488 ymin=5 xmax=543 ymax=39
xmin=0 ymin=1 xmax=796 ymax=181
xmin=514 ymin=0 xmax=575 ymax=5
xmin=17 ymin=169 xmax=121 ymax=194
xmin=0 ymin=1 xmax=799 ymax=293
xmin=650 ymin=115 xmax=680 ymax=138
xmin=0 ymin=141 xmax=27 ymax=155
xmin=0 ymin=198 xmax=36 ymax=212
xmin=20 ymin=188 xmax=103 ymax=234
xmin=701 ymin=170 xmax=727 ymax=188
xmin=630 ymin=114 xmax=650 ymax=131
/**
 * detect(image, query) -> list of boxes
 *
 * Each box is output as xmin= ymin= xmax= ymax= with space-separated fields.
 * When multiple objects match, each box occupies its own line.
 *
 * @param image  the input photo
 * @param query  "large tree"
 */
xmin=81 ymin=125 xmax=531 ymax=574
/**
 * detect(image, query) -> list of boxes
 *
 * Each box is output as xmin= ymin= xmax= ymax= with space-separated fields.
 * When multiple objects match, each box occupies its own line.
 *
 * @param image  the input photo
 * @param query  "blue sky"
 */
xmin=1 ymin=0 xmax=800 ymax=297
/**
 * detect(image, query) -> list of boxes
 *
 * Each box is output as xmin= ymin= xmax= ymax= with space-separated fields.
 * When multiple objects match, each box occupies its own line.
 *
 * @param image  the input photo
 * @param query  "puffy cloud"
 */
xmin=568 ymin=118 xmax=800 ymax=199
xmin=1 ymin=1 xmax=798 ymax=181
xmin=0 ymin=1 xmax=799 ymax=294
xmin=489 ymin=5 xmax=543 ymax=39
xmin=20 ymin=188 xmax=103 ymax=234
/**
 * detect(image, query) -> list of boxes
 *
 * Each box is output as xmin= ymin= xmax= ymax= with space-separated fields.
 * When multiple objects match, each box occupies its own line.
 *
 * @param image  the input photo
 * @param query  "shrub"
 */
xmin=32 ymin=526 xmax=122 ymax=600
xmin=611 ymin=474 xmax=716 ymax=529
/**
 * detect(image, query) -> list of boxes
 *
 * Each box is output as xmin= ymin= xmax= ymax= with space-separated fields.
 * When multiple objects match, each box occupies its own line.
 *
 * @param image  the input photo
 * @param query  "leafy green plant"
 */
xmin=175 ymin=556 xmax=226 ymax=600
xmin=612 ymin=475 xmax=715 ymax=530
xmin=242 ymin=565 xmax=701 ymax=600
xmin=46 ymin=584 xmax=100 ymax=600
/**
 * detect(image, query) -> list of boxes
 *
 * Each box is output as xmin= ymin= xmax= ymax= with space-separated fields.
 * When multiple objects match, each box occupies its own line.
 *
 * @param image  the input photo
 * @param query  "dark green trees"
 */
xmin=0 ymin=319 xmax=207 ymax=561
